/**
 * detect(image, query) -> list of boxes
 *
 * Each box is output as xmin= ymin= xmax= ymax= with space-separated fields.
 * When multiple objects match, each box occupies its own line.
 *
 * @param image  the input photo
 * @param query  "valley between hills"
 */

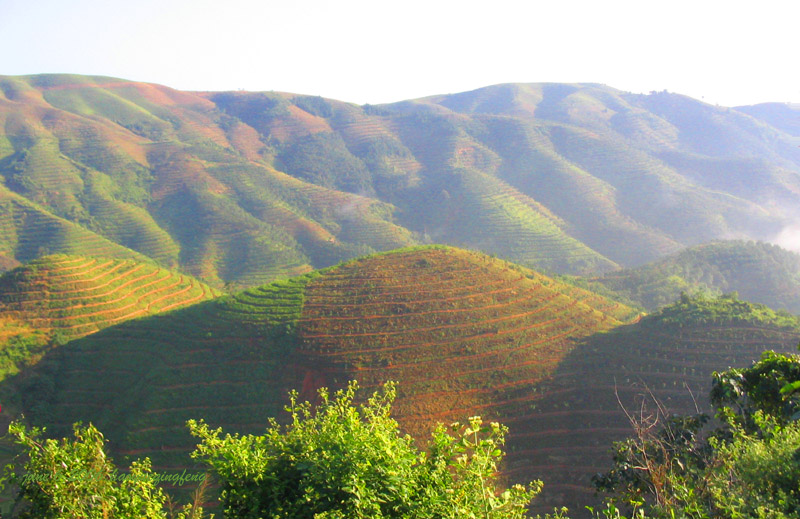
xmin=1 ymin=74 xmax=800 ymax=516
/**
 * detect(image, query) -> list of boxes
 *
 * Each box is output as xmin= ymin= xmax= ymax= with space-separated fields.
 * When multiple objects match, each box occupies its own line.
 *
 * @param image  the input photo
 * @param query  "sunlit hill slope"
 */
xmin=3 ymin=248 xmax=798 ymax=516
xmin=0 ymin=254 xmax=218 ymax=387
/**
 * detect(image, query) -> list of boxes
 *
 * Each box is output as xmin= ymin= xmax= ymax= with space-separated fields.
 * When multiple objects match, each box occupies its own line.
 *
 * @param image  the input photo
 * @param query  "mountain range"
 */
xmin=2 ymin=74 xmax=800 ymax=287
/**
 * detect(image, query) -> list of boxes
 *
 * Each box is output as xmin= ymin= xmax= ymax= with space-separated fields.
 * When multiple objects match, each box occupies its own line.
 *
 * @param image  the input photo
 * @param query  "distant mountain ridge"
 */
xmin=595 ymin=240 xmax=800 ymax=313
xmin=735 ymin=102 xmax=800 ymax=137
xmin=2 ymin=74 xmax=800 ymax=286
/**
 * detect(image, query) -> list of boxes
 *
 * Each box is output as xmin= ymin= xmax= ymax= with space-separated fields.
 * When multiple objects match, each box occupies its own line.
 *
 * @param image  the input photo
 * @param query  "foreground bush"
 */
xmin=2 ymin=421 xmax=204 ymax=519
xmin=188 ymin=380 xmax=540 ymax=519
xmin=595 ymin=349 xmax=800 ymax=519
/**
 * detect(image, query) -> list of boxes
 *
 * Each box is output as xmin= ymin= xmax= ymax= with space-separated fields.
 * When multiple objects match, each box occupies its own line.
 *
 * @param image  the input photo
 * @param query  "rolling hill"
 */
xmin=734 ymin=102 xmax=800 ymax=138
xmin=0 ymin=184 xmax=147 ymax=266
xmin=3 ymin=248 xmax=799 ymax=516
xmin=0 ymin=74 xmax=416 ymax=286
xmin=595 ymin=240 xmax=800 ymax=312
xmin=0 ymin=254 xmax=219 ymax=386
xmin=2 ymin=75 xmax=800 ymax=285
xmin=4 ymin=72 xmax=800 ymax=515
xmin=2 ymin=246 xmax=634 ymax=505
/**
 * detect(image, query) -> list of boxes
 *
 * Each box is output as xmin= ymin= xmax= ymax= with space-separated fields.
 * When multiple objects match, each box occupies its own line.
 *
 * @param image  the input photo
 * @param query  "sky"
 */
xmin=1 ymin=0 xmax=797 ymax=107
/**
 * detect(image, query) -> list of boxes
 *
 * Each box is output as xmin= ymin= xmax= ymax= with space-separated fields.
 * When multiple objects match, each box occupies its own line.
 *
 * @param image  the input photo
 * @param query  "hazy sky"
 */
xmin=1 ymin=0 xmax=796 ymax=106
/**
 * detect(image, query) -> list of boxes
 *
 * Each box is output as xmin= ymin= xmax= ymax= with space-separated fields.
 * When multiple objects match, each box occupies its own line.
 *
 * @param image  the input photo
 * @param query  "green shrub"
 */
xmin=188 ymin=380 xmax=540 ymax=519
xmin=595 ymin=348 xmax=800 ymax=519
xmin=2 ymin=421 xmax=203 ymax=519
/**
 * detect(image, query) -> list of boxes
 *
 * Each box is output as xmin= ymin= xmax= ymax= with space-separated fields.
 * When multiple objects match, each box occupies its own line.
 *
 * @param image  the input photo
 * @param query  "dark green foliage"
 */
xmin=0 ymin=331 xmax=50 ymax=381
xmin=594 ymin=348 xmax=800 ymax=519
xmin=209 ymin=91 xmax=291 ymax=134
xmin=705 ymin=418 xmax=800 ymax=518
xmin=292 ymin=96 xmax=334 ymax=119
xmin=711 ymin=350 xmax=800 ymax=429
xmin=188 ymin=380 xmax=540 ymax=519
xmin=648 ymin=291 xmax=799 ymax=329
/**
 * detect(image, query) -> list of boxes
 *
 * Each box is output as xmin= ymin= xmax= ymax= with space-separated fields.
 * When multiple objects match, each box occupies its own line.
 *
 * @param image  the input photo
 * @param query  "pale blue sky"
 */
xmin=1 ymin=0 xmax=796 ymax=106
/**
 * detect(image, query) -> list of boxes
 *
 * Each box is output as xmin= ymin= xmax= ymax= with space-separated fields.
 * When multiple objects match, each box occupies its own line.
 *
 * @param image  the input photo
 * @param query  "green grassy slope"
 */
xmin=3 ymin=246 xmax=634 ymax=504
xmin=237 ymin=83 xmax=800 ymax=271
xmin=0 ymin=75 xmax=417 ymax=287
xmin=518 ymin=294 xmax=800 ymax=514
xmin=421 ymin=84 xmax=800 ymax=258
xmin=0 ymin=185 xmax=147 ymax=263
xmin=474 ymin=115 xmax=681 ymax=266
xmin=211 ymin=91 xmax=617 ymax=275
xmin=544 ymin=123 xmax=779 ymax=244
xmin=596 ymin=240 xmax=800 ymax=312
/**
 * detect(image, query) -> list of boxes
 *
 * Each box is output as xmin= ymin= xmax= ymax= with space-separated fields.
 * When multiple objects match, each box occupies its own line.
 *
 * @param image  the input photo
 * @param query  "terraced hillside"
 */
xmin=397 ymin=84 xmax=800 ymax=264
xmin=0 ymin=254 xmax=219 ymax=385
xmin=596 ymin=240 xmax=800 ymax=312
xmin=6 ymin=248 xmax=798 ymax=516
xmin=3 ymin=74 xmax=800 ymax=284
xmin=517 ymin=294 xmax=800 ymax=514
xmin=0 ymin=254 xmax=219 ymax=337
xmin=4 ymin=246 xmax=634 ymax=504
xmin=0 ymin=185 xmax=146 ymax=267
xmin=292 ymin=247 xmax=635 ymax=436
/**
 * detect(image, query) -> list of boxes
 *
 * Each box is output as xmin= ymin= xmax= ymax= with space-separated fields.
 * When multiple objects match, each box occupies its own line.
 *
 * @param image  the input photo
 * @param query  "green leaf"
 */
xmin=780 ymin=380 xmax=800 ymax=395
